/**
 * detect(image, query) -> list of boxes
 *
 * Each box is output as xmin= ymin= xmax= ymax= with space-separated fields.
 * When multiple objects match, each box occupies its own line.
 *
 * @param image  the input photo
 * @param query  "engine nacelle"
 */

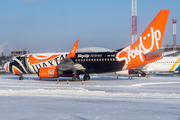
xmin=38 ymin=66 xmax=60 ymax=78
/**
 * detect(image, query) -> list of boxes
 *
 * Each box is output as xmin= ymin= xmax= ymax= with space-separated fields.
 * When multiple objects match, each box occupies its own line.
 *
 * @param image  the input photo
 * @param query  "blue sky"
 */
xmin=0 ymin=0 xmax=180 ymax=55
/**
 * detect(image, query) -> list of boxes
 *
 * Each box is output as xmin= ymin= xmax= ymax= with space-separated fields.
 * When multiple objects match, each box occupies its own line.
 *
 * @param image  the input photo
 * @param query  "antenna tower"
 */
xmin=172 ymin=19 xmax=177 ymax=46
xmin=132 ymin=0 xmax=137 ymax=44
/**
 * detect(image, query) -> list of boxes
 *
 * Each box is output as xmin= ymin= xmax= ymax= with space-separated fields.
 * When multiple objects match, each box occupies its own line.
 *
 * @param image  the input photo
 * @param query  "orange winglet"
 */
xmin=66 ymin=40 xmax=80 ymax=59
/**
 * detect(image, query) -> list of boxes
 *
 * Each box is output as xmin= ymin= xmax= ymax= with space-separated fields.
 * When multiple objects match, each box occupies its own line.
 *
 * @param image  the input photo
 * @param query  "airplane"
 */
xmin=115 ymin=55 xmax=180 ymax=77
xmin=4 ymin=10 xmax=169 ymax=80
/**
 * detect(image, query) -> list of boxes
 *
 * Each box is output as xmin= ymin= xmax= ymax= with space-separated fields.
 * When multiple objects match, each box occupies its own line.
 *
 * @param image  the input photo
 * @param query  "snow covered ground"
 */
xmin=0 ymin=74 xmax=180 ymax=120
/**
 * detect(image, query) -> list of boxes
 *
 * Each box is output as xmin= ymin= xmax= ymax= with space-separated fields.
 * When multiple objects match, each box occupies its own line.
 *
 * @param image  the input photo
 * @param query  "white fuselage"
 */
xmin=116 ymin=56 xmax=180 ymax=75
xmin=141 ymin=56 xmax=180 ymax=72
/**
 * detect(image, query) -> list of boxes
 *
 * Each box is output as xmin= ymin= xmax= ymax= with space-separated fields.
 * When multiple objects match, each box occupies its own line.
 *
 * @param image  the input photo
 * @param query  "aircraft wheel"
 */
xmin=72 ymin=75 xmax=80 ymax=81
xmin=83 ymin=74 xmax=90 ymax=80
xmin=19 ymin=76 xmax=24 ymax=80
xmin=141 ymin=72 xmax=146 ymax=77
xmin=138 ymin=72 xmax=146 ymax=77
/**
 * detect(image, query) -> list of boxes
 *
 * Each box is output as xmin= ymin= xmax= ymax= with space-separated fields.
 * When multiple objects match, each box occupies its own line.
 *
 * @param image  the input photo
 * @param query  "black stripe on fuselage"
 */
xmin=9 ymin=60 xmax=27 ymax=74
xmin=75 ymin=52 xmax=125 ymax=74
xmin=23 ymin=56 xmax=34 ymax=74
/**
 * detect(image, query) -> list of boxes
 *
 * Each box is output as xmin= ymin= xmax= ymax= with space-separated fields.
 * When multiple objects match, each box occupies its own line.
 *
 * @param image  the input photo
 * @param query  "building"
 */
xmin=0 ymin=52 xmax=11 ymax=67
xmin=162 ymin=45 xmax=180 ymax=56
xmin=11 ymin=49 xmax=28 ymax=57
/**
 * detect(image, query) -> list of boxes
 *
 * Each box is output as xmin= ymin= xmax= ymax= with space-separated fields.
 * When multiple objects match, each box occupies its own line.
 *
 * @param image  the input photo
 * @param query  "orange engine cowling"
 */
xmin=38 ymin=66 xmax=59 ymax=78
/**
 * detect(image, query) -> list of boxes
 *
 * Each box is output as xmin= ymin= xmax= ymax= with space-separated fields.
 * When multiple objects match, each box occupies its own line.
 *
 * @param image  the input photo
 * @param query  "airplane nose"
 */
xmin=4 ymin=62 xmax=9 ymax=71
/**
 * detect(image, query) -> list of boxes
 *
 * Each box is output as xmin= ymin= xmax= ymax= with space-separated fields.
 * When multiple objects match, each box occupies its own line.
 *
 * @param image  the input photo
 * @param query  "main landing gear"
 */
xmin=138 ymin=72 xmax=146 ymax=77
xmin=72 ymin=74 xmax=80 ymax=81
xmin=83 ymin=74 xmax=90 ymax=81
xmin=72 ymin=74 xmax=90 ymax=81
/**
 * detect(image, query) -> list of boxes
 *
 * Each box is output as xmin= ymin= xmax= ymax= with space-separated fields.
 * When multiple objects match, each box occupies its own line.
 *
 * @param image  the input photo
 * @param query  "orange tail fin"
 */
xmin=133 ymin=10 xmax=169 ymax=51
xmin=116 ymin=10 xmax=169 ymax=70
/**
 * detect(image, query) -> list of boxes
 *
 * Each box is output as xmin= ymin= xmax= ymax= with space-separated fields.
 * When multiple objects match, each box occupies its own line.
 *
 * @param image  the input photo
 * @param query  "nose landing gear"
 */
xmin=19 ymin=74 xmax=24 ymax=80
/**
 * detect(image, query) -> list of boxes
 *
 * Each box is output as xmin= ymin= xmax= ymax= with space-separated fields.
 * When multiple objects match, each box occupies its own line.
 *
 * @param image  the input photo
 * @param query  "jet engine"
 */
xmin=38 ymin=66 xmax=62 ymax=78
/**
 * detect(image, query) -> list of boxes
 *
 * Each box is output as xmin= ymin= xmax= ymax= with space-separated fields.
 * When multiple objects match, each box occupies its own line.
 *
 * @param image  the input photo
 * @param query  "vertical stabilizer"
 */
xmin=116 ymin=10 xmax=169 ymax=70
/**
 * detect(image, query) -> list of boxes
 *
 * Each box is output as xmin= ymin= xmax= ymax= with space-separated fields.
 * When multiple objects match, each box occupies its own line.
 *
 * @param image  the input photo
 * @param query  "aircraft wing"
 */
xmin=163 ymin=51 xmax=178 ymax=56
xmin=58 ymin=40 xmax=85 ymax=73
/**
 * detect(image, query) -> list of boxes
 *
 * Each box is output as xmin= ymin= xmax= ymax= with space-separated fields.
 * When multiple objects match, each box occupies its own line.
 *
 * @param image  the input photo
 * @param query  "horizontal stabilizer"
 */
xmin=144 ymin=49 xmax=164 ymax=61
xmin=163 ymin=51 xmax=178 ymax=56
xmin=144 ymin=49 xmax=164 ymax=57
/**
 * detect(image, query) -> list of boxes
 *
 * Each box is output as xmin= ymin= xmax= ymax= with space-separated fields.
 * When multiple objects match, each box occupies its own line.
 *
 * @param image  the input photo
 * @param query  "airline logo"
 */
xmin=71 ymin=47 xmax=76 ymax=55
xmin=67 ymin=40 xmax=79 ymax=58
xmin=29 ymin=53 xmax=68 ymax=73
xmin=116 ymin=27 xmax=161 ymax=62
xmin=169 ymin=58 xmax=180 ymax=71
xmin=29 ymin=54 xmax=61 ymax=65
xmin=48 ymin=69 xmax=54 ymax=77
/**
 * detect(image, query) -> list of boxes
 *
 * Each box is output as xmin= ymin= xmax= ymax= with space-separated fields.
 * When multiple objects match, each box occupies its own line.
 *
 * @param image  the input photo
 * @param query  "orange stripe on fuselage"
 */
xmin=35 ymin=55 xmax=48 ymax=58
xmin=6 ymin=64 xmax=8 ymax=71
xmin=13 ymin=67 xmax=22 ymax=75
xmin=29 ymin=54 xmax=60 ymax=65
